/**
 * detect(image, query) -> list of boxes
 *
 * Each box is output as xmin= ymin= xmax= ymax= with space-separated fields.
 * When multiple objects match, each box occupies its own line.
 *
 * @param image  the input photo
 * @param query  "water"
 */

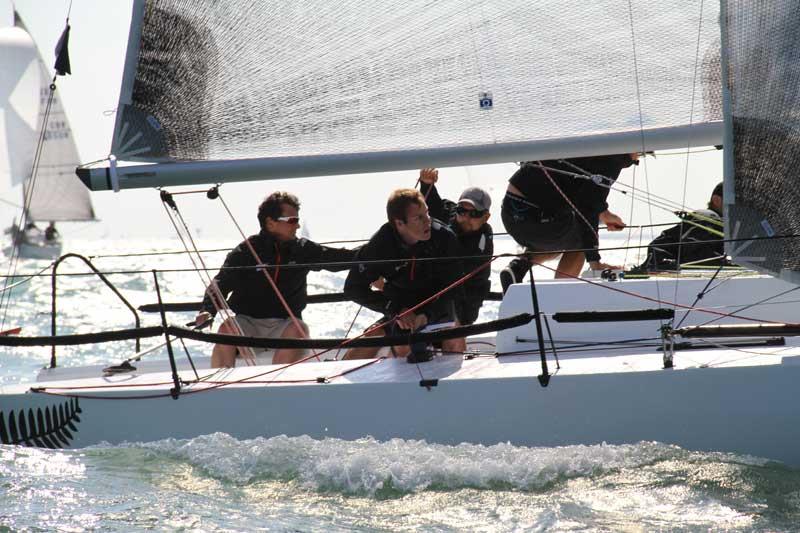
xmin=2 ymin=237 xmax=800 ymax=531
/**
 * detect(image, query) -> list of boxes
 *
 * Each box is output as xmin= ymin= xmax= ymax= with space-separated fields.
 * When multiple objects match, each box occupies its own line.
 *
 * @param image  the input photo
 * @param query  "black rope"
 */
xmin=0 ymin=313 xmax=533 ymax=349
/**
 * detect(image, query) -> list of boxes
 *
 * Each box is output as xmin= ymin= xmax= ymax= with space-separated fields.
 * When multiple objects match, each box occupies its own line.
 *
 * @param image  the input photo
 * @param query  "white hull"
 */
xmin=13 ymin=239 xmax=62 ymax=260
xmin=2 ymin=274 xmax=800 ymax=465
xmin=4 ymin=226 xmax=62 ymax=260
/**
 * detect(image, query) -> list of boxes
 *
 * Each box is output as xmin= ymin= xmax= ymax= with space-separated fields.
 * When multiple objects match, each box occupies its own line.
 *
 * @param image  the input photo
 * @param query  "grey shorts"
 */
xmin=501 ymin=194 xmax=583 ymax=253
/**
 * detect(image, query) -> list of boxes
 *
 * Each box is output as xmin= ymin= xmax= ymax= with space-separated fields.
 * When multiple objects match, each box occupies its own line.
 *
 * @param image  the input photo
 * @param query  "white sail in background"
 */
xmin=0 ymin=26 xmax=39 ymax=192
xmin=80 ymin=0 xmax=722 ymax=190
xmin=16 ymin=13 xmax=94 ymax=222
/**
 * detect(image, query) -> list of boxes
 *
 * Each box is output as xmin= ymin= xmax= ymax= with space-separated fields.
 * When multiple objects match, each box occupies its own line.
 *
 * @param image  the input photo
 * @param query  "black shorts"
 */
xmin=501 ymin=193 xmax=583 ymax=253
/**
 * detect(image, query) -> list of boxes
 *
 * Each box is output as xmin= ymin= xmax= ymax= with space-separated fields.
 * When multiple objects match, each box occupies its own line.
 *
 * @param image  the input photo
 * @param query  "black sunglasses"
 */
xmin=455 ymin=206 xmax=488 ymax=218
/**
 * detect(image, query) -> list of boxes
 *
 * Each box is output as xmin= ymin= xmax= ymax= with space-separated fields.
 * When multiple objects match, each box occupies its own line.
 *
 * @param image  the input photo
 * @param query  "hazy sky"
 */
xmin=1 ymin=0 xmax=723 ymax=243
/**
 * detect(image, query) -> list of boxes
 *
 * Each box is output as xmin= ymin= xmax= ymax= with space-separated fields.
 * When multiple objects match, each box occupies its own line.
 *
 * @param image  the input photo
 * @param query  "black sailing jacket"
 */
xmin=419 ymin=182 xmax=493 ymax=311
xmin=636 ymin=209 xmax=727 ymax=271
xmin=202 ymin=230 xmax=355 ymax=319
xmin=509 ymin=154 xmax=635 ymax=261
xmin=343 ymin=220 xmax=464 ymax=321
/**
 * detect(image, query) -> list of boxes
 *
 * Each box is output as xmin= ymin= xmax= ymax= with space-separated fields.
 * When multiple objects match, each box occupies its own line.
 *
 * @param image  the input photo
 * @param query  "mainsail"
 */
xmin=721 ymin=1 xmax=800 ymax=285
xmin=79 ymin=0 xmax=722 ymax=191
xmin=15 ymin=13 xmax=94 ymax=223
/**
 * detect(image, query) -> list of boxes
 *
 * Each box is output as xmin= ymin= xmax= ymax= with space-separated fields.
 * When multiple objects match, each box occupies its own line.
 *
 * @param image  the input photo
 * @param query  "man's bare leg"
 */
xmin=210 ymin=320 xmax=238 ymax=368
xmin=555 ymin=251 xmax=585 ymax=278
xmin=272 ymin=321 xmax=310 ymax=364
xmin=343 ymin=327 xmax=385 ymax=360
xmin=441 ymin=337 xmax=466 ymax=354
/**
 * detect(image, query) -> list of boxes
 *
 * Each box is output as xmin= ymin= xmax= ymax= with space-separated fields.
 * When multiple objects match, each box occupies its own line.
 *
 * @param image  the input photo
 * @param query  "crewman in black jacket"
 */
xmin=343 ymin=188 xmax=465 ymax=360
xmin=633 ymin=181 xmax=727 ymax=272
xmin=500 ymin=153 xmax=638 ymax=292
xmin=418 ymin=168 xmax=493 ymax=325
xmin=196 ymin=191 xmax=355 ymax=367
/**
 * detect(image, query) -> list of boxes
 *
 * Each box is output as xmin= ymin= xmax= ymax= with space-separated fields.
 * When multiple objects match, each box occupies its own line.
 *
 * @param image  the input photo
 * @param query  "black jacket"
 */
xmin=344 ymin=220 xmax=464 ymax=321
xmin=636 ymin=209 xmax=727 ymax=271
xmin=202 ymin=230 xmax=355 ymax=319
xmin=420 ymin=182 xmax=493 ymax=305
xmin=509 ymin=155 xmax=635 ymax=261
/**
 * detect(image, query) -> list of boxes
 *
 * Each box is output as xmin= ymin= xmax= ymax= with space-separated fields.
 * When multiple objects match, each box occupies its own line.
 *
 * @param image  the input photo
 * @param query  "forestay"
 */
xmin=18 ymin=12 xmax=94 ymax=223
xmin=722 ymin=1 xmax=800 ymax=285
xmin=81 ymin=0 xmax=722 ymax=190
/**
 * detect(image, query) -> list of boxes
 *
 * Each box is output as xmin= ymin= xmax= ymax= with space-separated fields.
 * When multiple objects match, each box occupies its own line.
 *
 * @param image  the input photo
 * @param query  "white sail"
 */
xmin=16 ymin=13 xmax=95 ymax=222
xmin=80 ymin=0 xmax=722 ymax=190
xmin=0 ymin=26 xmax=39 ymax=192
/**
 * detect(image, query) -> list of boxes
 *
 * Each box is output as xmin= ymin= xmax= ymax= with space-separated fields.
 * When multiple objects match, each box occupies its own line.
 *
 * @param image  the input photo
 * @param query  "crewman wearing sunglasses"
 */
xmin=196 ymin=191 xmax=356 ymax=367
xmin=418 ymin=168 xmax=493 ymax=326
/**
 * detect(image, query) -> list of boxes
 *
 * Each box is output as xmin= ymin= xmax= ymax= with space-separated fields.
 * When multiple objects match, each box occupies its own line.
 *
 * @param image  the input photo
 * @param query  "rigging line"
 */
xmin=81 ymin=224 xmax=686 ymax=260
xmin=674 ymin=0 xmax=708 ymax=309
xmin=696 ymin=284 xmax=800 ymax=329
xmin=623 ymin=163 xmax=638 ymax=267
xmin=33 ymin=359 xmax=385 ymax=400
xmin=215 ymin=192 xmax=322 ymax=363
xmin=625 ymin=0 xmax=666 ymax=326
xmin=160 ymin=194 xmax=255 ymax=364
xmin=0 ymin=261 xmax=55 ymax=294
xmin=537 ymin=162 xmax=598 ymax=241
xmin=687 ymin=337 xmax=795 ymax=368
xmin=334 ymin=305 xmax=363 ymax=360
xmin=535 ymin=261 xmax=780 ymax=325
xmin=0 ymin=235 xmax=773 ymax=279
xmin=529 ymin=161 xmax=697 ymax=221
xmin=0 ymin=79 xmax=58 ymax=329
xmin=0 ymin=198 xmax=23 ymax=209
xmin=191 ymin=256 xmax=503 ymax=386
xmin=674 ymin=262 xmax=724 ymax=329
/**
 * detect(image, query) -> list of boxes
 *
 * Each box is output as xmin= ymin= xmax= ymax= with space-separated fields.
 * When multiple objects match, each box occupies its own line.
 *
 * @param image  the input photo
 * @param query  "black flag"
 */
xmin=54 ymin=23 xmax=71 ymax=76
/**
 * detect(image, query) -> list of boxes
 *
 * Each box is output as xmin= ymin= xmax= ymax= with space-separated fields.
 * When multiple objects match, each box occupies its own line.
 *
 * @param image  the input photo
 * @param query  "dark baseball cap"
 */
xmin=458 ymin=187 xmax=492 ymax=211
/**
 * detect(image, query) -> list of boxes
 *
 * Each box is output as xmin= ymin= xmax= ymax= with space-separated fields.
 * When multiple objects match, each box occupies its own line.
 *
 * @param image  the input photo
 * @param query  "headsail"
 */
xmin=81 ymin=0 xmax=722 ymax=191
xmin=721 ymin=1 xmax=800 ymax=285
xmin=0 ymin=26 xmax=39 ymax=192
xmin=14 ymin=12 xmax=95 ymax=222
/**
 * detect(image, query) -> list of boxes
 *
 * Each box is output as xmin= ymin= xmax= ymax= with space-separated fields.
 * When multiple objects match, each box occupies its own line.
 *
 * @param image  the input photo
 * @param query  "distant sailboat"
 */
xmin=0 ymin=11 xmax=94 ymax=260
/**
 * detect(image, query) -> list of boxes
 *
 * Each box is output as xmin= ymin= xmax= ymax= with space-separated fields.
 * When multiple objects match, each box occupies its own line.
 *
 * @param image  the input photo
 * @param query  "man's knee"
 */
xmin=218 ymin=319 xmax=238 ymax=335
xmin=281 ymin=320 xmax=309 ymax=339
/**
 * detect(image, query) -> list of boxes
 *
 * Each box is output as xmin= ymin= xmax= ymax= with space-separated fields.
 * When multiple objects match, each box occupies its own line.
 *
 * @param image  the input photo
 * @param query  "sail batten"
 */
xmin=96 ymin=0 xmax=722 ymax=186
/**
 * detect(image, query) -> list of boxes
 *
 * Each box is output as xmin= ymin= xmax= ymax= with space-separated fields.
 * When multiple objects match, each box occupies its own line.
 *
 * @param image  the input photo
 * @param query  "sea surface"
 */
xmin=2 ymin=236 xmax=800 ymax=532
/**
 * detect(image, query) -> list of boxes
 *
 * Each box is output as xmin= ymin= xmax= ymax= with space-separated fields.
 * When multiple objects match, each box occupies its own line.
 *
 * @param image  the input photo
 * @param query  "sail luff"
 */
xmin=722 ymin=0 xmax=800 ymax=287
xmin=111 ymin=0 xmax=146 ymax=156
xmin=79 ymin=121 xmax=722 ymax=192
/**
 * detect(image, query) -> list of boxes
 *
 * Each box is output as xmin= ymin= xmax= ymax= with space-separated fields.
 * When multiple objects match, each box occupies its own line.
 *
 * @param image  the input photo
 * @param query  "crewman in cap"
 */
xmin=419 ymin=168 xmax=494 ymax=325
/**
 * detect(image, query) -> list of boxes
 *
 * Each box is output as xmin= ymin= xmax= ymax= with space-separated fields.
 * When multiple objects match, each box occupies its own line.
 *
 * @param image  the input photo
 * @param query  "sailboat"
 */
xmin=3 ymin=0 xmax=800 ymax=465
xmin=0 ymin=11 xmax=95 ymax=260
